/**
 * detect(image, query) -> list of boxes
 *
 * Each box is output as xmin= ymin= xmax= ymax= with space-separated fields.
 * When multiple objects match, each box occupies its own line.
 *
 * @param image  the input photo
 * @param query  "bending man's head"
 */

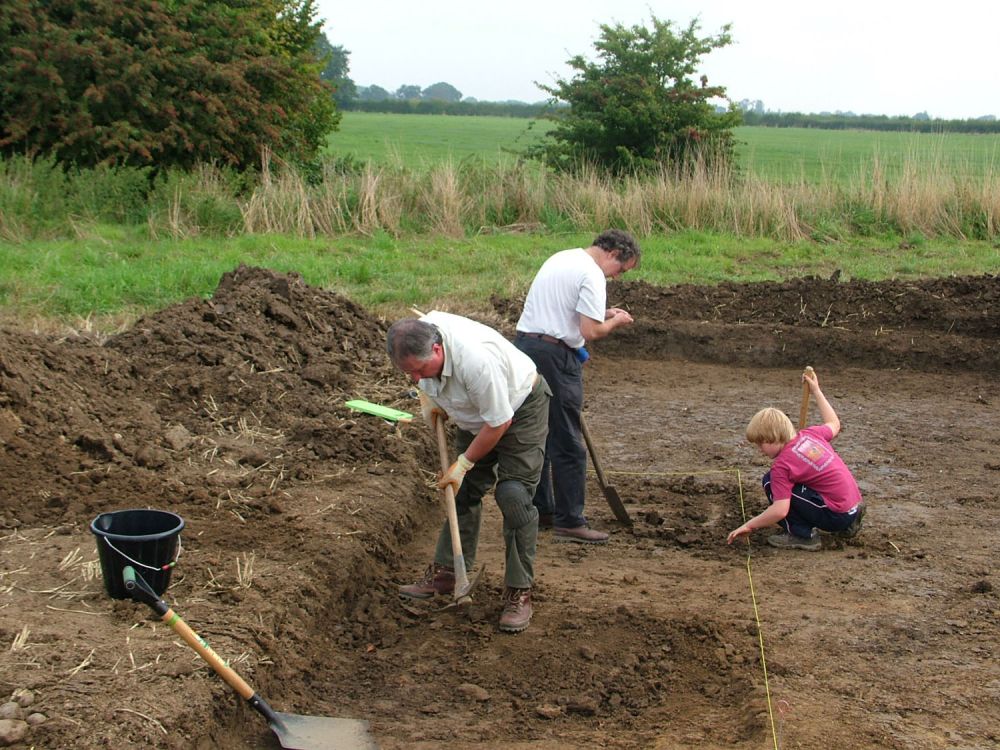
xmin=386 ymin=319 xmax=445 ymax=383
xmin=592 ymin=229 xmax=641 ymax=268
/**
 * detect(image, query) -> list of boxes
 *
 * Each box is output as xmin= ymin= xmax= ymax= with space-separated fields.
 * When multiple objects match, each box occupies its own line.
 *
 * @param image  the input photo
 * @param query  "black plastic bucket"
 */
xmin=90 ymin=509 xmax=184 ymax=599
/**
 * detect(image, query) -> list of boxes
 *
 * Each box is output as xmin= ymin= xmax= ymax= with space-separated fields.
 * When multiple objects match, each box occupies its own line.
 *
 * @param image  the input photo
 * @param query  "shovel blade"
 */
xmin=440 ymin=565 xmax=486 ymax=611
xmin=603 ymin=485 xmax=632 ymax=526
xmin=271 ymin=711 xmax=378 ymax=750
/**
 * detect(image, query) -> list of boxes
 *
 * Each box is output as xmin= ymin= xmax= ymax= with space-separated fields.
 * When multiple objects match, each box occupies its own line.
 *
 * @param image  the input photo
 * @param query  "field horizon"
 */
xmin=329 ymin=111 xmax=1000 ymax=183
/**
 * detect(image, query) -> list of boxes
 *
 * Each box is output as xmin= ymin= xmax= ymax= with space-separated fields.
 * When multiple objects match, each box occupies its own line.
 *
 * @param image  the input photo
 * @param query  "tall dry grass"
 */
xmin=3 ymin=151 xmax=998 ymax=242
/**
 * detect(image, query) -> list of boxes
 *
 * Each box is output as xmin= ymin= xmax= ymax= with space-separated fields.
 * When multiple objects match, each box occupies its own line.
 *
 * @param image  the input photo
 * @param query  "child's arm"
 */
xmin=804 ymin=369 xmax=841 ymax=438
xmin=727 ymin=497 xmax=790 ymax=544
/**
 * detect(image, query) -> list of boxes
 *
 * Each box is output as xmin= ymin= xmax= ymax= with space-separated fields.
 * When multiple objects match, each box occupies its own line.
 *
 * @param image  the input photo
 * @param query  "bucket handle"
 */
xmin=101 ymin=534 xmax=183 ymax=572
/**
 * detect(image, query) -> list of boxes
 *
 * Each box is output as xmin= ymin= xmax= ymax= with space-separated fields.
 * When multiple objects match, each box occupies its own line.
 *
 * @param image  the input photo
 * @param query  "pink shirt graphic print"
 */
xmin=792 ymin=435 xmax=834 ymax=471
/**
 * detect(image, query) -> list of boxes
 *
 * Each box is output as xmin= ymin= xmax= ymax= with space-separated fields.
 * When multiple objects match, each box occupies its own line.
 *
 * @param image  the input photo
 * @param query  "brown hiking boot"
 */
xmin=398 ymin=564 xmax=455 ymax=599
xmin=553 ymin=525 xmax=609 ymax=544
xmin=498 ymin=587 xmax=532 ymax=633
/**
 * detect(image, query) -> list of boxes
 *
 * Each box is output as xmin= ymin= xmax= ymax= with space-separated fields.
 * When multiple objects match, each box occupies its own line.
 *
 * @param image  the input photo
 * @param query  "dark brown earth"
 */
xmin=1 ymin=266 xmax=997 ymax=749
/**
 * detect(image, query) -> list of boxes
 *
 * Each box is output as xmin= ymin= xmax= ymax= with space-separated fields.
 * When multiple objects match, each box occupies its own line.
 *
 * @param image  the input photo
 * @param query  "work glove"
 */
xmin=418 ymin=391 xmax=447 ymax=428
xmin=437 ymin=453 xmax=474 ymax=493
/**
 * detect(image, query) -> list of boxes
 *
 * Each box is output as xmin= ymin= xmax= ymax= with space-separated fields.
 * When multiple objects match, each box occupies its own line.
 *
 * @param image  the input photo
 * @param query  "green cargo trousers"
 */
xmin=433 ymin=375 xmax=551 ymax=589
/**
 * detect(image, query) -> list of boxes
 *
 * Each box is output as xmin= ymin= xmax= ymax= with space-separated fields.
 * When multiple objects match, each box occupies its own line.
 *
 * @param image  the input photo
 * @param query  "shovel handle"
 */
xmin=579 ymin=415 xmax=608 ymax=488
xmin=124 ymin=570 xmax=285 ymax=731
xmin=161 ymin=608 xmax=256 ymax=701
xmin=434 ymin=418 xmax=471 ymax=595
xmin=123 ymin=566 xmax=255 ymax=701
xmin=799 ymin=366 xmax=815 ymax=429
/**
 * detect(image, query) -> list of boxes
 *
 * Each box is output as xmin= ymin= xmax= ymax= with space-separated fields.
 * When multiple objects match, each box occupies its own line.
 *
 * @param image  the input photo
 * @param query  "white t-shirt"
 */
xmin=516 ymin=247 xmax=606 ymax=349
xmin=418 ymin=311 xmax=538 ymax=433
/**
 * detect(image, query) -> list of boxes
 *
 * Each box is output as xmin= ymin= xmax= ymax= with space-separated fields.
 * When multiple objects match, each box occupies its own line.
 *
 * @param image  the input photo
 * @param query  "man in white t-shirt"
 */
xmin=514 ymin=229 xmax=640 ymax=543
xmin=387 ymin=311 xmax=551 ymax=633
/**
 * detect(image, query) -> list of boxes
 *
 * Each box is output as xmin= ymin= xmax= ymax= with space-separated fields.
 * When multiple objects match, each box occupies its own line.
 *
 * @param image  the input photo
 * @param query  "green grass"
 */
xmin=328 ymin=112 xmax=1000 ymax=183
xmin=2 ymin=229 xmax=996 ymax=324
xmin=735 ymin=126 xmax=1000 ymax=183
xmin=326 ymin=112 xmax=550 ymax=167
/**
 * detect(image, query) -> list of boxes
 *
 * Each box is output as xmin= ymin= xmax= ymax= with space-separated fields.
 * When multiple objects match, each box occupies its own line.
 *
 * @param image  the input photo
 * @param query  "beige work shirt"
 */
xmin=418 ymin=311 xmax=537 ymax=433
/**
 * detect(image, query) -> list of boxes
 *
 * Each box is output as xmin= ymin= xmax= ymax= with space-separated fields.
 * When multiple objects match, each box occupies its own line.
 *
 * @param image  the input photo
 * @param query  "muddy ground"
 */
xmin=0 ymin=266 xmax=997 ymax=749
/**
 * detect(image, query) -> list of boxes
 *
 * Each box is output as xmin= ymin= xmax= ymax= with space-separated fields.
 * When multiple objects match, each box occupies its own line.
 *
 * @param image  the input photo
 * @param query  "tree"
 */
xmin=533 ymin=14 xmax=741 ymax=174
xmin=314 ymin=33 xmax=356 ymax=106
xmin=737 ymin=99 xmax=765 ymax=115
xmin=0 ymin=0 xmax=338 ymax=170
xmin=394 ymin=84 xmax=422 ymax=101
xmin=422 ymin=82 xmax=462 ymax=102
xmin=358 ymin=85 xmax=391 ymax=102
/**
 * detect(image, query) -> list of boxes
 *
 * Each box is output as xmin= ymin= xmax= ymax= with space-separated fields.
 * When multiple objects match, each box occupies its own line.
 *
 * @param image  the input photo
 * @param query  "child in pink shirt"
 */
xmin=727 ymin=370 xmax=866 ymax=551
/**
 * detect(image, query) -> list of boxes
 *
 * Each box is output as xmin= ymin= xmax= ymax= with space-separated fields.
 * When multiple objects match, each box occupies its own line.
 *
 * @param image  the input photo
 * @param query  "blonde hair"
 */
xmin=746 ymin=407 xmax=796 ymax=445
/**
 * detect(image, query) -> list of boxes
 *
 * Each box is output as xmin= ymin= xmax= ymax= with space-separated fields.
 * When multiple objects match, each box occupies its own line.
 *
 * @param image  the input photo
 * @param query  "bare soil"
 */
xmin=1 ymin=266 xmax=997 ymax=749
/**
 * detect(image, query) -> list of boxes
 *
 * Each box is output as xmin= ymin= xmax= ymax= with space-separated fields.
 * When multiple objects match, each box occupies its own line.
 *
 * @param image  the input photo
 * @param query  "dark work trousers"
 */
xmin=433 ymin=376 xmax=550 ymax=589
xmin=762 ymin=470 xmax=857 ymax=538
xmin=514 ymin=334 xmax=588 ymax=529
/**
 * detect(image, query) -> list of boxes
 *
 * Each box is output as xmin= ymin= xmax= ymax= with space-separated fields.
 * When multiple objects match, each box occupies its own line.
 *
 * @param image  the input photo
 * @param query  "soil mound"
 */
xmin=493 ymin=274 xmax=999 ymax=372
xmin=0 ymin=266 xmax=434 ymax=748
xmin=0 ymin=264 xmax=425 ymax=526
xmin=605 ymin=274 xmax=1000 ymax=372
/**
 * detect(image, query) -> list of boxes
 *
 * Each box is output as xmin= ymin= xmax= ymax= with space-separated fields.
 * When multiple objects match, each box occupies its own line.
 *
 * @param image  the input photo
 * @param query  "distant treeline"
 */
xmin=741 ymin=111 xmax=1000 ymax=134
xmin=343 ymin=99 xmax=1000 ymax=134
xmin=342 ymin=99 xmax=553 ymax=118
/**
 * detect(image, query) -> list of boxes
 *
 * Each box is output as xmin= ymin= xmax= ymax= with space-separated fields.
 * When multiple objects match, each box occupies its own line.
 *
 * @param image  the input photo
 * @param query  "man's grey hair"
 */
xmin=592 ymin=228 xmax=641 ymax=267
xmin=386 ymin=319 xmax=442 ymax=366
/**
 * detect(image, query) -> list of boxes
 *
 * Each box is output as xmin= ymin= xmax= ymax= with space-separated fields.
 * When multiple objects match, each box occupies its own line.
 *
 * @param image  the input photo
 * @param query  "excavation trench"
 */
xmin=1 ymin=269 xmax=997 ymax=748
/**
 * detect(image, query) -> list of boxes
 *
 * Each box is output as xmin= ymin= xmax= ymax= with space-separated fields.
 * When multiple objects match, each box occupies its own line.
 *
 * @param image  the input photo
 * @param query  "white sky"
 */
xmin=317 ymin=0 xmax=999 ymax=120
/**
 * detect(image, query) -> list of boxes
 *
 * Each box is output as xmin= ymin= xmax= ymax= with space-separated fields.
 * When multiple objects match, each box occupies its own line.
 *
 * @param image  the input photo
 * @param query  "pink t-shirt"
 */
xmin=769 ymin=426 xmax=863 ymax=513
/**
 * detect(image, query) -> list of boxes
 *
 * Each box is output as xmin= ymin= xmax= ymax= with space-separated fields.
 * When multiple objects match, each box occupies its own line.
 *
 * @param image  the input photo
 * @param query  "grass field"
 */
xmin=2 ymin=229 xmax=996 ymax=325
xmin=2 ymin=113 xmax=997 ymax=325
xmin=327 ymin=112 xmax=550 ymax=166
xmin=738 ymin=125 xmax=1000 ymax=182
xmin=328 ymin=112 xmax=1000 ymax=183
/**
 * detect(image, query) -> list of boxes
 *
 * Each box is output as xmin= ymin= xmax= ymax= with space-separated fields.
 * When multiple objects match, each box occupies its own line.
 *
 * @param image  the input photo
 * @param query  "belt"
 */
xmin=518 ymin=332 xmax=573 ymax=351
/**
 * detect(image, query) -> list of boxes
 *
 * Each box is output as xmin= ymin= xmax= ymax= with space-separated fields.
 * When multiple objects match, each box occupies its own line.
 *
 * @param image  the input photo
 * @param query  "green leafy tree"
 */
xmin=421 ymin=82 xmax=462 ymax=102
xmin=314 ymin=32 xmax=356 ymax=106
xmin=358 ymin=85 xmax=391 ymax=101
xmin=0 ymin=0 xmax=338 ymax=170
xmin=394 ymin=84 xmax=422 ymax=101
xmin=534 ymin=15 xmax=741 ymax=174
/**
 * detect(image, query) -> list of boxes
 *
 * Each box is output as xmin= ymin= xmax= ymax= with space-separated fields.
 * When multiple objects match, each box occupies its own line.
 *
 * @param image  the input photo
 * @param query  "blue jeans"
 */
xmin=514 ymin=334 xmax=588 ymax=528
xmin=762 ymin=471 xmax=858 ymax=538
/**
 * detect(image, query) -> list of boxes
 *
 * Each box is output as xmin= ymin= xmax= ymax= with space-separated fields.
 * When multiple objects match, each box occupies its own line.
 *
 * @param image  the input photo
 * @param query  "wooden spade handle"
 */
xmin=434 ymin=418 xmax=470 ymax=594
xmin=799 ymin=366 xmax=815 ymax=429
xmin=161 ymin=608 xmax=255 ymax=700
xmin=579 ymin=415 xmax=608 ymax=489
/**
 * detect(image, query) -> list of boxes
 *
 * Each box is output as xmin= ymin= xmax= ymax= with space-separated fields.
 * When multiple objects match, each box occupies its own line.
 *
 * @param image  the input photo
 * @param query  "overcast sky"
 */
xmin=317 ymin=0 xmax=998 ymax=120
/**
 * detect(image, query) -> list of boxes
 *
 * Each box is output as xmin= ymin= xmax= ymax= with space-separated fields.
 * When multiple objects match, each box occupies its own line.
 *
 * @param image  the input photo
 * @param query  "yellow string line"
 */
xmin=735 ymin=468 xmax=780 ymax=750
xmin=596 ymin=468 xmax=738 ymax=477
xmin=590 ymin=465 xmax=780 ymax=749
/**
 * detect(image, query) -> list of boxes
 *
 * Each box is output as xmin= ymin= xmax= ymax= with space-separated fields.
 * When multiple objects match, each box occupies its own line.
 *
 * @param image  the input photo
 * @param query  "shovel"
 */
xmin=434 ymin=417 xmax=476 ymax=605
xmin=798 ymin=365 xmax=815 ymax=429
xmin=579 ymin=414 xmax=632 ymax=525
xmin=122 ymin=566 xmax=377 ymax=750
